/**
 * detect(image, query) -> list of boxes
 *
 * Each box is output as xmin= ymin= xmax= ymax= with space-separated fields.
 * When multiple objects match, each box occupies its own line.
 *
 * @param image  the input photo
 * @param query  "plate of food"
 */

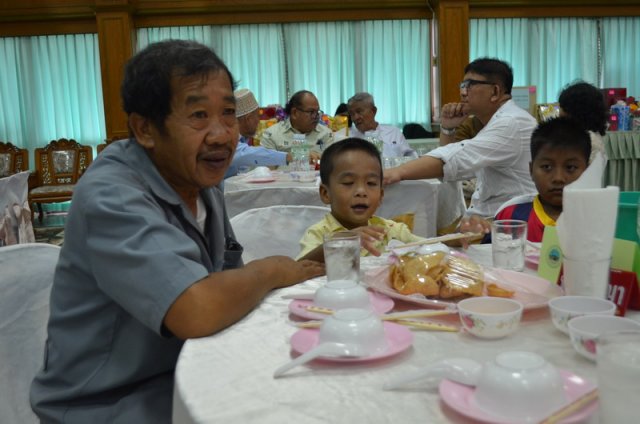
xmin=362 ymin=251 xmax=562 ymax=310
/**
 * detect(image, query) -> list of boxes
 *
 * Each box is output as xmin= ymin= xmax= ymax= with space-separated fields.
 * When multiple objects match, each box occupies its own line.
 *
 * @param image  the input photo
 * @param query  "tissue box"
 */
xmin=616 ymin=192 xmax=640 ymax=243
xmin=611 ymin=238 xmax=640 ymax=310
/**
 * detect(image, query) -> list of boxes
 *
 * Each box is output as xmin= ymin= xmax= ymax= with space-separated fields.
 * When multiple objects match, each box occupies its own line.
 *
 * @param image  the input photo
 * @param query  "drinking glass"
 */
xmin=597 ymin=330 xmax=640 ymax=422
xmin=323 ymin=231 xmax=360 ymax=282
xmin=491 ymin=220 xmax=527 ymax=271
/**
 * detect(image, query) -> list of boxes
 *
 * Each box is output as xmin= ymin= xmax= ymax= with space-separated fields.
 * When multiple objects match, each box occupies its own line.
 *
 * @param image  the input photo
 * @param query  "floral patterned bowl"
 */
xmin=567 ymin=315 xmax=640 ymax=361
xmin=548 ymin=296 xmax=617 ymax=335
xmin=458 ymin=297 xmax=523 ymax=339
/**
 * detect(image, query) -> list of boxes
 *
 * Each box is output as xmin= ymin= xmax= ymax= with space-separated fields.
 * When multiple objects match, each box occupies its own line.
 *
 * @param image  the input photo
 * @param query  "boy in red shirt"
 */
xmin=462 ymin=117 xmax=591 ymax=242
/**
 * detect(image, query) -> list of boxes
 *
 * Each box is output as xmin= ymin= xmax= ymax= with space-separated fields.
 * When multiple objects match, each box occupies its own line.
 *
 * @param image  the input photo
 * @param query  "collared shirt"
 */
xmin=347 ymin=124 xmax=415 ymax=157
xmin=427 ymin=100 xmax=537 ymax=218
xmin=30 ymin=139 xmax=242 ymax=424
xmin=495 ymin=195 xmax=555 ymax=242
xmin=225 ymin=136 xmax=288 ymax=178
xmin=296 ymin=213 xmax=424 ymax=259
xmin=260 ymin=118 xmax=333 ymax=154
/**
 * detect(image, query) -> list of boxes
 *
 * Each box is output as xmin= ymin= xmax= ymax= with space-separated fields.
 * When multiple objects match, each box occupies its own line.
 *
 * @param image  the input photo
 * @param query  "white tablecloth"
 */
xmin=224 ymin=172 xmax=465 ymax=238
xmin=174 ymin=245 xmax=635 ymax=423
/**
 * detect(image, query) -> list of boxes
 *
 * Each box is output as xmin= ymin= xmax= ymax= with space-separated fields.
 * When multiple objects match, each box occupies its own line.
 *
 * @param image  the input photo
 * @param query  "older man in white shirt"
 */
xmin=343 ymin=92 xmax=415 ymax=158
xmin=384 ymin=58 xmax=537 ymax=218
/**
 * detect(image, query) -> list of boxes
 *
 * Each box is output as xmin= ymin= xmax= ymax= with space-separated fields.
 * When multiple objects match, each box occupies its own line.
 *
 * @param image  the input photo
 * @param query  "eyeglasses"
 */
xmin=459 ymin=79 xmax=496 ymax=90
xmin=296 ymin=108 xmax=322 ymax=119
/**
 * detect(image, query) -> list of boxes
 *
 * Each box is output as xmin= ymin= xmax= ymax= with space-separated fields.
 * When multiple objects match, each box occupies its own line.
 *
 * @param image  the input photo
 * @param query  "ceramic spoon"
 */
xmin=273 ymin=342 xmax=364 ymax=378
xmin=383 ymin=358 xmax=482 ymax=390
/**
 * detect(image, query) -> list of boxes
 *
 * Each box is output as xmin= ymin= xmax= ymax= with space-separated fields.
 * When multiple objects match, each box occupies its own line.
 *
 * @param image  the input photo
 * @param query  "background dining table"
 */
xmin=223 ymin=171 xmax=466 ymax=238
xmin=173 ymin=245 xmax=637 ymax=423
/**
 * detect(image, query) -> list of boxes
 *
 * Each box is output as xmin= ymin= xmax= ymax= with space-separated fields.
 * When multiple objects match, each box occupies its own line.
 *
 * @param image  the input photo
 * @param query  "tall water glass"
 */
xmin=597 ymin=330 xmax=640 ymax=422
xmin=323 ymin=231 xmax=360 ymax=282
xmin=491 ymin=220 xmax=527 ymax=271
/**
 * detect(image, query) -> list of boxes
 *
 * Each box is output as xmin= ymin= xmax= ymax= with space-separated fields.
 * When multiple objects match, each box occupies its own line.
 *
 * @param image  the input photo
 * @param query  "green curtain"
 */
xmin=602 ymin=17 xmax=640 ymax=99
xmin=137 ymin=25 xmax=286 ymax=106
xmin=138 ymin=19 xmax=431 ymax=128
xmin=470 ymin=18 xmax=599 ymax=103
xmin=0 ymin=34 xmax=105 ymax=155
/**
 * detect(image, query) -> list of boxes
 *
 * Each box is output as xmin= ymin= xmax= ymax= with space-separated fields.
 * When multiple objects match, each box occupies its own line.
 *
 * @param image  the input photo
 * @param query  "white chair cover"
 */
xmin=0 ymin=171 xmax=35 ymax=246
xmin=0 ymin=243 xmax=60 ymax=423
xmin=224 ymin=187 xmax=326 ymax=219
xmin=230 ymin=205 xmax=331 ymax=262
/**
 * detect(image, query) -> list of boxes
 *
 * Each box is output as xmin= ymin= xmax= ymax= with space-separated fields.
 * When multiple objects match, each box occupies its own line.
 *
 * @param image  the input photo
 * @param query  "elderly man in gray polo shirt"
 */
xmin=30 ymin=40 xmax=323 ymax=424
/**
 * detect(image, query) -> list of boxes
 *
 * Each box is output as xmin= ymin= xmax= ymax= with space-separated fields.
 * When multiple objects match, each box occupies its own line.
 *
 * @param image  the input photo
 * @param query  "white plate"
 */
xmin=363 ymin=265 xmax=562 ymax=310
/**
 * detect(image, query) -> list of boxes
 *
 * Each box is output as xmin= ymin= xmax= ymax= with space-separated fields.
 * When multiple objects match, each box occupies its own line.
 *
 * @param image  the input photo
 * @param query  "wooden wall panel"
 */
xmin=435 ymin=1 xmax=469 ymax=107
xmin=96 ymin=10 xmax=134 ymax=138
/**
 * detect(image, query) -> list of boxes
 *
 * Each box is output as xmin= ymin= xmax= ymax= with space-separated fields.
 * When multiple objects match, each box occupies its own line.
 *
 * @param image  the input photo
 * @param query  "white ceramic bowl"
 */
xmin=458 ymin=297 xmax=523 ymax=339
xmin=567 ymin=315 xmax=640 ymax=361
xmin=251 ymin=166 xmax=272 ymax=178
xmin=313 ymin=280 xmax=371 ymax=311
xmin=473 ymin=351 xmax=566 ymax=421
xmin=319 ymin=308 xmax=387 ymax=355
xmin=548 ymin=296 xmax=617 ymax=335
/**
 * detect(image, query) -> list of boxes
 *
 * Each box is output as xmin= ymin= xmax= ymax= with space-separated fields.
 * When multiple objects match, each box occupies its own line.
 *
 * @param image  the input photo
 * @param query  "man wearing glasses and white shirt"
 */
xmin=384 ymin=58 xmax=537 ymax=219
xmin=260 ymin=90 xmax=334 ymax=162
xmin=342 ymin=92 xmax=415 ymax=158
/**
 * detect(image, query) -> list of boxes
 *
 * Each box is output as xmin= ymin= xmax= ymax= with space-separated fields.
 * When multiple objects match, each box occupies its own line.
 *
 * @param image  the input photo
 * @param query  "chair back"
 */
xmin=230 ymin=205 xmax=330 ymax=262
xmin=33 ymin=138 xmax=92 ymax=187
xmin=224 ymin=186 xmax=326 ymax=219
xmin=29 ymin=138 xmax=93 ymax=222
xmin=0 ymin=243 xmax=60 ymax=423
xmin=0 ymin=141 xmax=29 ymax=177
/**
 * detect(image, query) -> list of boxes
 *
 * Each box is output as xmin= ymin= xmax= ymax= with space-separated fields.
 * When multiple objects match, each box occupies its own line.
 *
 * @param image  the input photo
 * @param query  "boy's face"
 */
xmin=319 ymin=149 xmax=383 ymax=229
xmin=530 ymin=144 xmax=588 ymax=207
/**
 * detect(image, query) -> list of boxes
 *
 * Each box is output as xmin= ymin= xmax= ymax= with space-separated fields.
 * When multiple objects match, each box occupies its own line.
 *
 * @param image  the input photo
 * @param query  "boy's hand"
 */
xmin=458 ymin=214 xmax=491 ymax=248
xmin=352 ymin=225 xmax=387 ymax=256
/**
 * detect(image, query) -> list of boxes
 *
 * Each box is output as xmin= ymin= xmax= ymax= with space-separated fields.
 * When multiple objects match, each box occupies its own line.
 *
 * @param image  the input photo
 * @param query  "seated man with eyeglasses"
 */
xmin=384 ymin=57 xmax=537 ymax=219
xmin=260 ymin=90 xmax=334 ymax=162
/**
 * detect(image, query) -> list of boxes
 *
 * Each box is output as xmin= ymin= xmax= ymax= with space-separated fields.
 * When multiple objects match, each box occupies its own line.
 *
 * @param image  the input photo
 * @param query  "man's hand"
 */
xmin=383 ymin=167 xmax=402 ymax=185
xmin=458 ymin=214 xmax=491 ymax=248
xmin=256 ymin=256 xmax=325 ymax=289
xmin=441 ymin=102 xmax=470 ymax=130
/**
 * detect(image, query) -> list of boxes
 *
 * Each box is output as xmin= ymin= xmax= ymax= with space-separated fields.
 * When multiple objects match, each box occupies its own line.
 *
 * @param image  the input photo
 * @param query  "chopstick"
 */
xmin=537 ymin=388 xmax=598 ymax=424
xmin=296 ymin=319 xmax=458 ymax=332
xmin=305 ymin=305 xmax=456 ymax=320
xmin=388 ymin=232 xmax=483 ymax=251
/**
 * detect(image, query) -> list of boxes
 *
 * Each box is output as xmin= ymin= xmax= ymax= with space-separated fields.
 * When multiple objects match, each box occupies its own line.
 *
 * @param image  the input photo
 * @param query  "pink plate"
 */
xmin=525 ymin=255 xmax=540 ymax=269
xmin=439 ymin=370 xmax=597 ymax=424
xmin=246 ymin=177 xmax=276 ymax=183
xmin=290 ymin=322 xmax=413 ymax=363
xmin=288 ymin=291 xmax=394 ymax=320
xmin=363 ymin=266 xmax=562 ymax=310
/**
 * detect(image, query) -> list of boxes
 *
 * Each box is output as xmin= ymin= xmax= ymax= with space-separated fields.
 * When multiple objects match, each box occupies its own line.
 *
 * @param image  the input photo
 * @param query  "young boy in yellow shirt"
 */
xmin=297 ymin=137 xmax=424 ymax=261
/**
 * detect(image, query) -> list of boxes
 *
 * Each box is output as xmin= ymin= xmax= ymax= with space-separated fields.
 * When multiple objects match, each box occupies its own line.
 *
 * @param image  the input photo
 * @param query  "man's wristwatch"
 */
xmin=440 ymin=126 xmax=457 ymax=136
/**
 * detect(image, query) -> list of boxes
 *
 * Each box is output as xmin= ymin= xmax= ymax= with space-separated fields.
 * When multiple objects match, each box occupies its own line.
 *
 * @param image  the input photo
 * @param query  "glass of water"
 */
xmin=323 ymin=231 xmax=361 ymax=282
xmin=491 ymin=220 xmax=527 ymax=271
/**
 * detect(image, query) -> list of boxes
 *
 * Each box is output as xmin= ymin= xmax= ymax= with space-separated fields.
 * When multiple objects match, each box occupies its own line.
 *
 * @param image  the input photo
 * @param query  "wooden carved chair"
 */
xmin=28 ymin=138 xmax=93 ymax=222
xmin=0 ymin=141 xmax=29 ymax=177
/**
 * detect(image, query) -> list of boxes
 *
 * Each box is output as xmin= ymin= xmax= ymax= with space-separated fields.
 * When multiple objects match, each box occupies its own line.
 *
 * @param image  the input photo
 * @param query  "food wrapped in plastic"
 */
xmin=390 ymin=251 xmax=484 ymax=299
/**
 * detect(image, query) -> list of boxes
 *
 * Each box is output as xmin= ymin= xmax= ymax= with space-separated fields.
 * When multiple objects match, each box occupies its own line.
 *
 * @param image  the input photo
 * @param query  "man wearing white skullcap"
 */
xmin=225 ymin=88 xmax=289 ymax=178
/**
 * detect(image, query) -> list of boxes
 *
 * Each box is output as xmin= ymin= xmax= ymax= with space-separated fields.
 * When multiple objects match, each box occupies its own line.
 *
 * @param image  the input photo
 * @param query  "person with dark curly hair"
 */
xmin=558 ymin=81 xmax=609 ymax=163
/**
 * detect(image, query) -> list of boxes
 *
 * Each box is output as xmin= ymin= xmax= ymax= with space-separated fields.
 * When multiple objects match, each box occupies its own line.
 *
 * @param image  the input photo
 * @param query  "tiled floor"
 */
xmin=33 ymin=212 xmax=67 ymax=245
